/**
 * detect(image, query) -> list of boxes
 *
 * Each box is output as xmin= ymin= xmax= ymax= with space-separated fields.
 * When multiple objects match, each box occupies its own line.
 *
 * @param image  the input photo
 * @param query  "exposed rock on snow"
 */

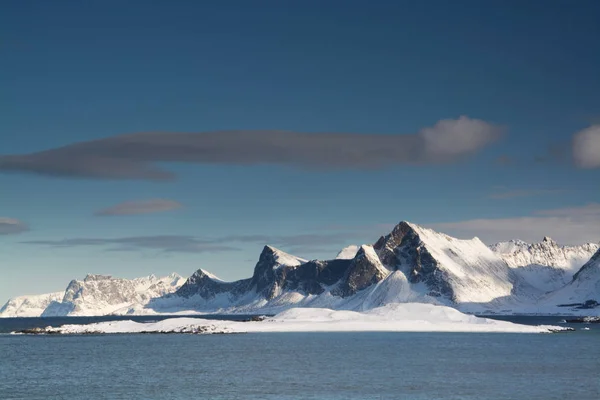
xmin=374 ymin=222 xmax=518 ymax=304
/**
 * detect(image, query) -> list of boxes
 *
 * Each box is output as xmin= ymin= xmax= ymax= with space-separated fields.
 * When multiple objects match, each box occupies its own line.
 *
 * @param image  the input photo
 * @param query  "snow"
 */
xmin=0 ymin=292 xmax=64 ymax=318
xmin=491 ymin=238 xmax=598 ymax=273
xmin=406 ymin=223 xmax=515 ymax=304
xmin=5 ymin=223 xmax=599 ymax=319
xmin=38 ymin=273 xmax=185 ymax=317
xmin=19 ymin=303 xmax=568 ymax=335
xmin=336 ymin=245 xmax=359 ymax=260
xmin=268 ymin=246 xmax=307 ymax=267
xmin=541 ymin=250 xmax=600 ymax=306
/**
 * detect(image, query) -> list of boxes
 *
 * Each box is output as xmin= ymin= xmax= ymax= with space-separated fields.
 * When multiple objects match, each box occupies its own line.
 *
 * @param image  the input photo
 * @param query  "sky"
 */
xmin=1 ymin=0 xmax=600 ymax=300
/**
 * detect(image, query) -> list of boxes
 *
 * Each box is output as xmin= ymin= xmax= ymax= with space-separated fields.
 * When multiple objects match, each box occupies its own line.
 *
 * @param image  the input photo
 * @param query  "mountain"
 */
xmin=541 ymin=249 xmax=600 ymax=307
xmin=490 ymin=238 xmax=599 ymax=292
xmin=4 ymin=221 xmax=599 ymax=317
xmin=0 ymin=291 xmax=64 ymax=318
xmin=147 ymin=222 xmax=540 ymax=314
xmin=373 ymin=222 xmax=520 ymax=304
xmin=40 ymin=273 xmax=185 ymax=317
xmin=491 ymin=237 xmax=598 ymax=271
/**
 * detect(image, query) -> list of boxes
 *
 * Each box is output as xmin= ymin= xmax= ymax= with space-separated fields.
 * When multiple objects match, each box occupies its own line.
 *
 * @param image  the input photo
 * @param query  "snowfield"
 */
xmin=16 ymin=303 xmax=569 ymax=335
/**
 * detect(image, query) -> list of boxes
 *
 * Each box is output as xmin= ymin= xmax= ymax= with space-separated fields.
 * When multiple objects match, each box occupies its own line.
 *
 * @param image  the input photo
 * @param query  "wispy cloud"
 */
xmin=95 ymin=199 xmax=183 ymax=216
xmin=572 ymin=125 xmax=600 ymax=168
xmin=22 ymin=235 xmax=239 ymax=253
xmin=0 ymin=116 xmax=502 ymax=181
xmin=0 ymin=218 xmax=28 ymax=235
xmin=487 ymin=189 xmax=563 ymax=200
xmin=20 ymin=231 xmax=367 ymax=255
xmin=429 ymin=203 xmax=600 ymax=245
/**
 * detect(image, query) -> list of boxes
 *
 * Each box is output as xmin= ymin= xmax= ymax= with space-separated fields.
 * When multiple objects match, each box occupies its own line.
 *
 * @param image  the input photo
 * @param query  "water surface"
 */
xmin=1 ymin=317 xmax=598 ymax=400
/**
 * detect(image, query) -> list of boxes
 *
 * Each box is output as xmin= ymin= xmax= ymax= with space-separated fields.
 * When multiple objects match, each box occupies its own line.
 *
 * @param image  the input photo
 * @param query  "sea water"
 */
xmin=0 ymin=317 xmax=598 ymax=399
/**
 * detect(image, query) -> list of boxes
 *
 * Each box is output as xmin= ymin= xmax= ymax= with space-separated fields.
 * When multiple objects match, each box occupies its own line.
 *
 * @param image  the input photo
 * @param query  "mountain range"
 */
xmin=1 ymin=221 xmax=599 ymax=317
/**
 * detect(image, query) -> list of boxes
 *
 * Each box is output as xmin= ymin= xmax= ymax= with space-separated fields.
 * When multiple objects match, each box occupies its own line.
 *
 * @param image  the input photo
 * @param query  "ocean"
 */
xmin=0 ymin=315 xmax=598 ymax=399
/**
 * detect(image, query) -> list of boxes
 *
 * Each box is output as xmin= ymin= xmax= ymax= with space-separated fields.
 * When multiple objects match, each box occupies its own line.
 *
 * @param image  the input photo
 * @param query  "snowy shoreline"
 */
xmin=12 ymin=303 xmax=572 ymax=335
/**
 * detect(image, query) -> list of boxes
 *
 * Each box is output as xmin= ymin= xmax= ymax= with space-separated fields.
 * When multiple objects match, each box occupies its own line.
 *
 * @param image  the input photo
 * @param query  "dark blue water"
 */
xmin=1 ymin=316 xmax=599 ymax=399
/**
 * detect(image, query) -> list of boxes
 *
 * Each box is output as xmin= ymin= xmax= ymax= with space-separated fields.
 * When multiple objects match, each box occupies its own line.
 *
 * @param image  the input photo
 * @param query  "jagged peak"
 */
xmin=191 ymin=268 xmax=222 ymax=282
xmin=356 ymin=245 xmax=385 ymax=265
xmin=83 ymin=274 xmax=113 ymax=282
xmin=259 ymin=245 xmax=306 ymax=267
xmin=542 ymin=236 xmax=557 ymax=245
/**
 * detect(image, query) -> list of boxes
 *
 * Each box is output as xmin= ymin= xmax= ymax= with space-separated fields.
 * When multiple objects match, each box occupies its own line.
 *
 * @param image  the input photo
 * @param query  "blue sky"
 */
xmin=1 ymin=0 xmax=600 ymax=300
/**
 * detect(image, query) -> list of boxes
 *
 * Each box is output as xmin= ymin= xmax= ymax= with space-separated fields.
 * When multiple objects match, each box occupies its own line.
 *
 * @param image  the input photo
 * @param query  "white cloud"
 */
xmin=573 ymin=125 xmax=600 ymax=168
xmin=420 ymin=116 xmax=502 ymax=159
xmin=428 ymin=203 xmax=600 ymax=245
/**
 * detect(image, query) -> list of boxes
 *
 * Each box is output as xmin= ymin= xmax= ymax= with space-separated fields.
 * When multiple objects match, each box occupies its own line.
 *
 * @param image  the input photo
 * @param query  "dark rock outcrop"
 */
xmin=374 ymin=221 xmax=454 ymax=299
xmin=332 ymin=246 xmax=388 ymax=297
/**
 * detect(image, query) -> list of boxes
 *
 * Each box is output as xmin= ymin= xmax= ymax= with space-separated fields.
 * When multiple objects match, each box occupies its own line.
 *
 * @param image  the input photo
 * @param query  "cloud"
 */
xmin=0 ymin=116 xmax=502 ymax=181
xmin=428 ymin=203 xmax=600 ymax=245
xmin=0 ymin=218 xmax=28 ymax=235
xmin=487 ymin=189 xmax=563 ymax=200
xmin=22 ymin=235 xmax=239 ymax=253
xmin=20 ymin=231 xmax=368 ymax=255
xmin=95 ymin=199 xmax=183 ymax=216
xmin=573 ymin=125 xmax=600 ymax=168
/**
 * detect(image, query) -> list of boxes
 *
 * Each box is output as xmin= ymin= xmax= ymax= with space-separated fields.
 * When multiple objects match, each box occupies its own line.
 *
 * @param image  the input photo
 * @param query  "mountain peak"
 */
xmin=83 ymin=274 xmax=112 ymax=282
xmin=259 ymin=245 xmax=306 ymax=267
xmin=191 ymin=268 xmax=222 ymax=282
xmin=542 ymin=236 xmax=557 ymax=245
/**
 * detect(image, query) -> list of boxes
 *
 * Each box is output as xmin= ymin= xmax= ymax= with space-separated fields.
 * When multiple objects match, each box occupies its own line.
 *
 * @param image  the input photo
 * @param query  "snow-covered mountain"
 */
xmin=0 ymin=291 xmax=64 ymax=318
xmin=28 ymin=273 xmax=183 ymax=317
xmin=540 ymin=249 xmax=600 ymax=307
xmin=144 ymin=222 xmax=549 ymax=315
xmin=490 ymin=238 xmax=599 ymax=293
xmin=491 ymin=237 xmax=598 ymax=272
xmin=3 ymin=221 xmax=600 ymax=317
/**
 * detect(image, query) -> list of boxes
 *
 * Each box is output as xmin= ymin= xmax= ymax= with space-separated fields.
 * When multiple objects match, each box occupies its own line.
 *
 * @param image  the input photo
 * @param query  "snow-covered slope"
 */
xmin=491 ymin=237 xmax=598 ymax=272
xmin=20 ymin=303 xmax=568 ymax=335
xmin=541 ymin=249 xmax=600 ymax=307
xmin=0 ymin=291 xmax=64 ymax=318
xmin=41 ymin=273 xmax=185 ymax=316
xmin=336 ymin=245 xmax=359 ymax=259
xmin=373 ymin=222 xmax=522 ymax=304
xmin=490 ymin=238 xmax=599 ymax=293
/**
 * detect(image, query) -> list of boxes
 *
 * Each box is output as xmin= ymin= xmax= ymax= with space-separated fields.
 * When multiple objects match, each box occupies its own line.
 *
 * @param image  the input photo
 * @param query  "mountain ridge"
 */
xmin=2 ymin=221 xmax=599 ymax=317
